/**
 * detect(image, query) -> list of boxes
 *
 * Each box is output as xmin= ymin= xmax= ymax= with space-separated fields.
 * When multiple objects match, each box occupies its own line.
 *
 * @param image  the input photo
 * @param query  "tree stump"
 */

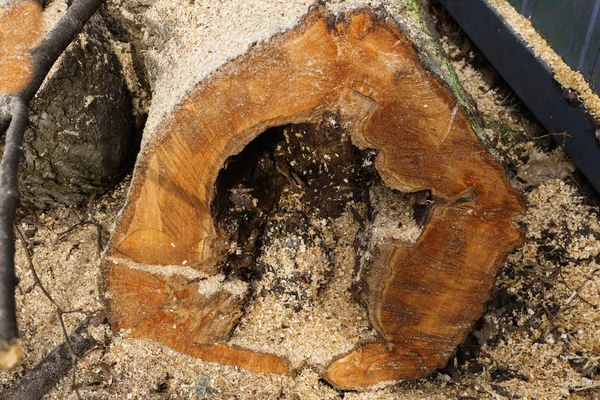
xmin=104 ymin=6 xmax=524 ymax=389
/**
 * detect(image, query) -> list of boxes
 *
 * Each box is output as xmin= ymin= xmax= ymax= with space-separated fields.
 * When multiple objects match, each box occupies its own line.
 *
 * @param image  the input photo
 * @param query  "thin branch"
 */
xmin=530 ymin=131 xmax=572 ymax=141
xmin=0 ymin=97 xmax=10 ymax=136
xmin=16 ymin=226 xmax=58 ymax=310
xmin=0 ymin=312 xmax=105 ymax=400
xmin=540 ymin=302 xmax=558 ymax=339
xmin=56 ymin=220 xmax=97 ymax=242
xmin=0 ymin=98 xmax=28 ymax=368
xmin=0 ymin=0 xmax=106 ymax=368
xmin=55 ymin=197 xmax=104 ymax=255
xmin=20 ymin=0 xmax=107 ymax=105
xmin=565 ymin=269 xmax=600 ymax=307
xmin=536 ymin=269 xmax=599 ymax=342
xmin=15 ymin=226 xmax=87 ymax=399
xmin=569 ymin=383 xmax=600 ymax=393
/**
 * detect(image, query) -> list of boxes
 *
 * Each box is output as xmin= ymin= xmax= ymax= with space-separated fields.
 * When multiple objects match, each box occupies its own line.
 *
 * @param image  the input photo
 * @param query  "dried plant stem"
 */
xmin=0 ymin=312 xmax=104 ymax=400
xmin=565 ymin=269 xmax=600 ymax=307
xmin=15 ymin=226 xmax=88 ymax=399
xmin=0 ymin=0 xmax=106 ymax=369
xmin=570 ymin=383 xmax=600 ymax=393
xmin=0 ymin=98 xmax=28 ymax=370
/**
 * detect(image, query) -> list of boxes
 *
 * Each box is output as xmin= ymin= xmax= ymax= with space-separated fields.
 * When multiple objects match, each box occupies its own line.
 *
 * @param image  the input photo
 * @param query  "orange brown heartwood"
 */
xmin=0 ymin=0 xmax=43 ymax=95
xmin=104 ymin=8 xmax=524 ymax=389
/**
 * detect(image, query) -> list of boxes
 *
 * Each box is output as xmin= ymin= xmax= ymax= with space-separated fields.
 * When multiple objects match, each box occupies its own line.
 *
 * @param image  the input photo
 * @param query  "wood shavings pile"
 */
xmin=229 ymin=205 xmax=379 ymax=371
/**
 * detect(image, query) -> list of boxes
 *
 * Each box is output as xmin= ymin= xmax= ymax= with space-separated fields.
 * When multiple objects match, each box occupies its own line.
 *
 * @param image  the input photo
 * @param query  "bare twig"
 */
xmin=0 ymin=0 xmax=106 ymax=369
xmin=0 ymin=312 xmax=105 ymax=400
xmin=530 ymin=131 xmax=572 ymax=141
xmin=20 ymin=0 xmax=107 ymax=105
xmin=570 ymin=383 xmax=600 ymax=393
xmin=565 ymin=269 xmax=600 ymax=307
xmin=57 ymin=220 xmax=97 ymax=242
xmin=0 ymin=98 xmax=28 ymax=370
xmin=540 ymin=302 xmax=557 ymax=339
xmin=0 ymin=97 xmax=10 ymax=136
xmin=56 ymin=195 xmax=104 ymax=255
xmin=555 ymin=265 xmax=598 ymax=308
xmin=536 ymin=269 xmax=599 ymax=342
xmin=15 ymin=225 xmax=89 ymax=399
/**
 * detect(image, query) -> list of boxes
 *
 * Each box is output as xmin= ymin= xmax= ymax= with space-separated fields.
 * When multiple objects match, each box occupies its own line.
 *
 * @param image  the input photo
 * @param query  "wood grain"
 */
xmin=105 ymin=8 xmax=524 ymax=388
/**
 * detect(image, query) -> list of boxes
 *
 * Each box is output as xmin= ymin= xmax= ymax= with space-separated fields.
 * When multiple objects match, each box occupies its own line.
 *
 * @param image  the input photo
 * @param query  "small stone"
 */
xmin=194 ymin=374 xmax=210 ymax=397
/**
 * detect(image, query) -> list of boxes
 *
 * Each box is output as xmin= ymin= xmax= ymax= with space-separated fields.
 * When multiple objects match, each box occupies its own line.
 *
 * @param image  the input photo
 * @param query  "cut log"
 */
xmin=104 ymin=5 xmax=524 ymax=389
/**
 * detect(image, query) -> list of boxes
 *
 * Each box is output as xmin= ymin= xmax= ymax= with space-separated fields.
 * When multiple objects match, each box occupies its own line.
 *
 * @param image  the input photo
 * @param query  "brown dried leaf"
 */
xmin=518 ymin=150 xmax=576 ymax=187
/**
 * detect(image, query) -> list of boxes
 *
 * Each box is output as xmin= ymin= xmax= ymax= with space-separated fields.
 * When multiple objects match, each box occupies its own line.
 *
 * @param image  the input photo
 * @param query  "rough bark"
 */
xmin=103 ymin=3 xmax=524 ymax=389
xmin=19 ymin=12 xmax=137 ymax=209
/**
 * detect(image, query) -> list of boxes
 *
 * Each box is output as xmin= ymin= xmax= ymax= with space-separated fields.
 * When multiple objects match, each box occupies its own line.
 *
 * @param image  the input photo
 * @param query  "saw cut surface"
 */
xmin=104 ymin=8 xmax=524 ymax=389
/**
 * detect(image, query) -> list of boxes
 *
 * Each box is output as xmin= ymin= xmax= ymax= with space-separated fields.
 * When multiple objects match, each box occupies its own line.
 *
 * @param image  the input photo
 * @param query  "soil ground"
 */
xmin=1 ymin=4 xmax=600 ymax=400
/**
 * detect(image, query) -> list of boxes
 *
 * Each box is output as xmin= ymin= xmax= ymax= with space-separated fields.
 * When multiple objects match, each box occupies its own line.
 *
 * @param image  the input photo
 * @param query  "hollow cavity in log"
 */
xmin=104 ymin=8 xmax=524 ymax=389
xmin=209 ymin=118 xmax=429 ymax=369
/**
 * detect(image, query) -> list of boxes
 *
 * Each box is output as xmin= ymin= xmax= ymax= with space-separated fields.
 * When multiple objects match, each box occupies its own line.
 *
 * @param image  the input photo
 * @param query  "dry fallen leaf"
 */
xmin=518 ymin=149 xmax=576 ymax=187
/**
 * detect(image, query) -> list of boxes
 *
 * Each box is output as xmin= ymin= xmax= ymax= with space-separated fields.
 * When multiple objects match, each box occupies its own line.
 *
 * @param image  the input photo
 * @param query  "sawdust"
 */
xmin=104 ymin=0 xmax=449 ymax=150
xmin=216 ymin=120 xmax=423 ymax=371
xmin=229 ymin=207 xmax=378 ymax=371
xmin=228 ymin=186 xmax=421 ymax=371
xmin=106 ymin=258 xmax=211 ymax=281
xmin=488 ymin=0 xmax=600 ymax=118
xmin=2 ymin=2 xmax=600 ymax=400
